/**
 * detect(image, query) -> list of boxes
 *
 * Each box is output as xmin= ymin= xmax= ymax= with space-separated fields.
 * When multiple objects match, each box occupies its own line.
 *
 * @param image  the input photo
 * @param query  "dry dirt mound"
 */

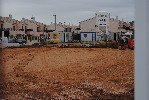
xmin=0 ymin=48 xmax=134 ymax=99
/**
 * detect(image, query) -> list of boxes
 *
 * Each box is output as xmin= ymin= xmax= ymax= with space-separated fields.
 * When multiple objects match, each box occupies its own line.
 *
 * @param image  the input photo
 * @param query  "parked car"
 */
xmin=16 ymin=39 xmax=26 ymax=44
xmin=8 ymin=38 xmax=26 ymax=44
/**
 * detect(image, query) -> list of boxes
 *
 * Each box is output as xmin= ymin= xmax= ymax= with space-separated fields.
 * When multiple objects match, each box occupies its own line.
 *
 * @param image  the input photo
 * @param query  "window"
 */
xmin=105 ymin=15 xmax=107 ymax=17
xmin=32 ymin=36 xmax=34 ymax=40
xmin=13 ymin=26 xmax=15 ymax=31
xmin=84 ymin=34 xmax=87 ymax=38
xmin=104 ymin=19 xmax=106 ymax=22
xmin=95 ymin=25 xmax=98 ymax=27
xmin=101 ymin=15 xmax=104 ymax=17
xmin=37 ymin=37 xmax=40 ymax=42
xmin=1 ymin=24 xmax=3 ymax=29
xmin=35 ymin=36 xmax=37 ymax=40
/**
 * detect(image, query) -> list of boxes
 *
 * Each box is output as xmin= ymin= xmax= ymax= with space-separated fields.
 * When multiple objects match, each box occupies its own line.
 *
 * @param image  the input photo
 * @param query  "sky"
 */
xmin=1 ymin=0 xmax=134 ymax=26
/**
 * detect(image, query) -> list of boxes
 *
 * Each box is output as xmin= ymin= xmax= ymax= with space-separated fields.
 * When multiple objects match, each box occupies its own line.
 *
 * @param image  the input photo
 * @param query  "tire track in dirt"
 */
xmin=0 ymin=48 xmax=52 ymax=99
xmin=6 ymin=48 xmax=60 ymax=99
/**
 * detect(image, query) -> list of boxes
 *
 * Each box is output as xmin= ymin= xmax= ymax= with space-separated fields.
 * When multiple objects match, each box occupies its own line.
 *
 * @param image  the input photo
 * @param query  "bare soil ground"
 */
xmin=0 ymin=48 xmax=134 ymax=99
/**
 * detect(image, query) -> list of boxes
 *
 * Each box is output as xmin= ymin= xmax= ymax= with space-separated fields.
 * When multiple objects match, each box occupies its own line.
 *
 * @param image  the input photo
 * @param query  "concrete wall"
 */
xmin=60 ymin=33 xmax=65 ymax=42
xmin=9 ymin=31 xmax=25 ymax=36
xmin=80 ymin=32 xmax=96 ymax=42
xmin=3 ymin=21 xmax=13 ymax=30
xmin=47 ymin=24 xmax=64 ymax=32
xmin=80 ymin=17 xmax=121 ymax=33
xmin=80 ymin=17 xmax=96 ymax=32
xmin=79 ymin=12 xmax=133 ymax=42
xmin=108 ymin=18 xmax=119 ymax=32
xmin=25 ymin=20 xmax=37 ymax=32
xmin=50 ymin=32 xmax=61 ymax=43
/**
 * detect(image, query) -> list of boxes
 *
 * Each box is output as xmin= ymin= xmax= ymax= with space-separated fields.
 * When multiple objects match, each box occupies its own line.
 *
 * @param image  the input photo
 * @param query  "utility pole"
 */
xmin=53 ymin=15 xmax=56 ymax=31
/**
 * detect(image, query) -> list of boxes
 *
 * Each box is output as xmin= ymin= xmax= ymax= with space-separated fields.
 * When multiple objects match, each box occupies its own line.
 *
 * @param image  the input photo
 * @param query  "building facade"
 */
xmin=0 ymin=13 xmax=134 ymax=45
xmin=79 ymin=11 xmax=134 ymax=41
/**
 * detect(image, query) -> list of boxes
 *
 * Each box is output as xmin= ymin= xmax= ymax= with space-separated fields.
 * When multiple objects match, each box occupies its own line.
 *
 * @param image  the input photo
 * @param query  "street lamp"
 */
xmin=53 ymin=15 xmax=56 ymax=31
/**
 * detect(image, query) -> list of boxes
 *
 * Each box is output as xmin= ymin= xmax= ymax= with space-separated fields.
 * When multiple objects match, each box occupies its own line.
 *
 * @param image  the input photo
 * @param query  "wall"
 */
xmin=3 ymin=21 xmax=13 ymax=30
xmin=47 ymin=24 xmax=64 ymax=32
xmin=80 ymin=17 xmax=96 ymax=32
xmin=9 ymin=31 xmax=25 ymax=36
xmin=80 ymin=32 xmax=96 ymax=42
xmin=79 ymin=12 xmax=131 ymax=35
xmin=26 ymin=20 xmax=37 ymax=32
xmin=108 ymin=18 xmax=119 ymax=32
xmin=60 ymin=33 xmax=65 ymax=42
xmin=50 ymin=32 xmax=61 ymax=43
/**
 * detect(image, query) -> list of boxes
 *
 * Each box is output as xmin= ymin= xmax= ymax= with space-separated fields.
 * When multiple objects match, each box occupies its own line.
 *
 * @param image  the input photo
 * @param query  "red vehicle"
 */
xmin=128 ymin=37 xmax=134 ymax=50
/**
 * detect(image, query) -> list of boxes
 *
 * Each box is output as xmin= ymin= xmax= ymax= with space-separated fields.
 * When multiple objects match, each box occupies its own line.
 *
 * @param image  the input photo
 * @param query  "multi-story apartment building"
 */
xmin=0 ymin=12 xmax=134 ymax=44
xmin=0 ymin=15 xmax=48 ymax=45
xmin=0 ymin=14 xmax=80 ymax=45
xmin=79 ymin=11 xmax=134 ymax=41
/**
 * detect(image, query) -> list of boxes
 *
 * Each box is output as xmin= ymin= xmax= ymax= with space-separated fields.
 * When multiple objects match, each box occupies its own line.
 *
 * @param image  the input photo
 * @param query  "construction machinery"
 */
xmin=118 ymin=32 xmax=134 ymax=50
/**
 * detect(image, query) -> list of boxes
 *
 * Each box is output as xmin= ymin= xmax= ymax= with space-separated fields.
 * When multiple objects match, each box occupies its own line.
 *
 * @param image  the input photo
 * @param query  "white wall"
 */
xmin=3 ymin=21 xmax=13 ymax=30
xmin=80 ymin=12 xmax=130 ymax=35
xmin=109 ymin=18 xmax=119 ymax=32
xmin=47 ymin=24 xmax=64 ymax=32
xmin=60 ymin=33 xmax=65 ymax=42
xmin=27 ymin=21 xmax=37 ymax=32
xmin=9 ymin=31 xmax=25 ymax=36
xmin=80 ymin=17 xmax=96 ymax=32
xmin=81 ymin=32 xmax=96 ymax=42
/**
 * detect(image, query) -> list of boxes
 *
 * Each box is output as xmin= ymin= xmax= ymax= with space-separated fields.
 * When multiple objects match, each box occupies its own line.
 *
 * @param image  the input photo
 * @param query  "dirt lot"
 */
xmin=0 ymin=48 xmax=134 ymax=99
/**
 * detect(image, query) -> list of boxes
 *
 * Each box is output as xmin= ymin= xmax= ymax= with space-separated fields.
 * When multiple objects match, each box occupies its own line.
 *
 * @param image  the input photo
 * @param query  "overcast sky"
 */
xmin=1 ymin=0 xmax=134 ymax=25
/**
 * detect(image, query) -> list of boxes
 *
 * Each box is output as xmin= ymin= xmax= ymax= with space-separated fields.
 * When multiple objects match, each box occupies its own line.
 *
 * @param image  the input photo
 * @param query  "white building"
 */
xmin=95 ymin=11 xmax=109 ymax=26
xmin=0 ymin=14 xmax=79 ymax=45
xmin=79 ymin=11 xmax=133 ymax=41
xmin=80 ymin=32 xmax=96 ymax=42
xmin=95 ymin=11 xmax=109 ymax=35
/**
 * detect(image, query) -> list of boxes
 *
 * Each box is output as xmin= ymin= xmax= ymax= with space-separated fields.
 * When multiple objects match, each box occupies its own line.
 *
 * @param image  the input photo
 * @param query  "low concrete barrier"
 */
xmin=0 ymin=43 xmax=21 ymax=48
